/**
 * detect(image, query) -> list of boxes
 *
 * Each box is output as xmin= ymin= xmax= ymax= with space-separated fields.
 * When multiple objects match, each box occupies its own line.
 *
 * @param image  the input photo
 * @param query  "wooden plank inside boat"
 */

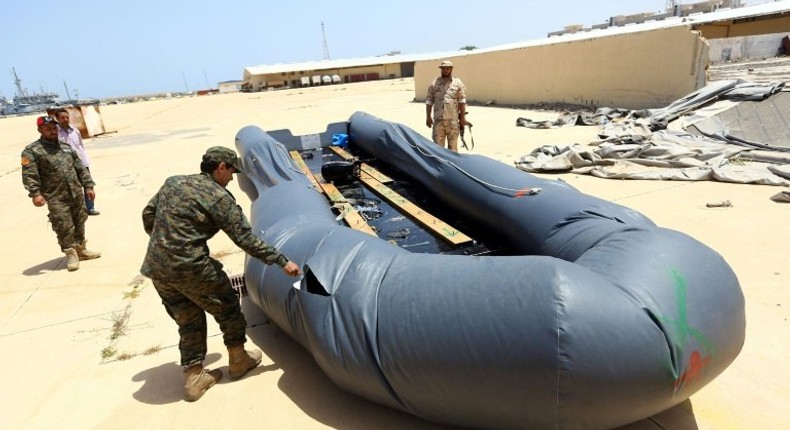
xmin=328 ymin=146 xmax=472 ymax=246
xmin=289 ymin=150 xmax=320 ymax=189
xmin=290 ymin=150 xmax=377 ymax=237
xmin=329 ymin=146 xmax=393 ymax=183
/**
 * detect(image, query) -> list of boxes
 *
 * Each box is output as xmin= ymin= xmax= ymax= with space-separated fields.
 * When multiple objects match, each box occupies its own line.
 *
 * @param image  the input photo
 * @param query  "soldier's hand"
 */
xmin=32 ymin=195 xmax=46 ymax=207
xmin=426 ymin=117 xmax=433 ymax=128
xmin=282 ymin=261 xmax=301 ymax=277
xmin=85 ymin=188 xmax=96 ymax=201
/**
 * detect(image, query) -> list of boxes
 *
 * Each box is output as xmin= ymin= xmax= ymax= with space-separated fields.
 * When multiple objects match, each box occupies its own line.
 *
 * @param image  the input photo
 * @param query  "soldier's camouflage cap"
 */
xmin=203 ymin=146 xmax=243 ymax=173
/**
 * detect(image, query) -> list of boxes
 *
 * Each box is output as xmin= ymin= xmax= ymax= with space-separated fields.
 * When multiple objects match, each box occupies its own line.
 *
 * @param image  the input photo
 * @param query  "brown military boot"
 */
xmin=63 ymin=248 xmax=80 ymax=271
xmin=228 ymin=345 xmax=263 ymax=379
xmin=184 ymin=363 xmax=222 ymax=402
xmin=75 ymin=241 xmax=102 ymax=261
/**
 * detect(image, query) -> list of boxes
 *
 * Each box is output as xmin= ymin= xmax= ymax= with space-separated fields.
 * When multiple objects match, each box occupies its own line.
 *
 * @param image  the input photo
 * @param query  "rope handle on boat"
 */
xmin=377 ymin=119 xmax=544 ymax=199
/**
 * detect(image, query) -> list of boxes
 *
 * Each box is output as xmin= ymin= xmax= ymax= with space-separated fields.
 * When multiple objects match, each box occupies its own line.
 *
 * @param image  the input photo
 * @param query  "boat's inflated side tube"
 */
xmin=234 ymin=113 xmax=745 ymax=430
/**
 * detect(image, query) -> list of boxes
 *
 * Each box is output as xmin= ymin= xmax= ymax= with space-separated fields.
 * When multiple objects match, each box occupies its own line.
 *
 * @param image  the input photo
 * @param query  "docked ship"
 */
xmin=1 ymin=67 xmax=60 ymax=115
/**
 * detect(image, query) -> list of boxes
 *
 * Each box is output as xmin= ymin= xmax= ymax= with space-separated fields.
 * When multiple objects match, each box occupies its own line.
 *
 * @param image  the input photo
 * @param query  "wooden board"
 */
xmin=289 ymin=150 xmax=377 ymax=236
xmin=327 ymin=147 xmax=472 ymax=246
xmin=328 ymin=146 xmax=393 ymax=183
xmin=289 ymin=150 xmax=320 ymax=189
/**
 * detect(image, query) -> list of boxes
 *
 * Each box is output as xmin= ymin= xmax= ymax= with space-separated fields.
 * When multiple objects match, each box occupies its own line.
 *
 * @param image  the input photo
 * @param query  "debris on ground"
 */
xmin=706 ymin=200 xmax=733 ymax=208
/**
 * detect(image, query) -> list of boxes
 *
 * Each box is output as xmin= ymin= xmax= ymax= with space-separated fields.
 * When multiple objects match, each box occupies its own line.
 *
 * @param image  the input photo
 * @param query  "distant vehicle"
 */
xmin=321 ymin=75 xmax=332 ymax=85
xmin=301 ymin=76 xmax=311 ymax=87
xmin=331 ymin=74 xmax=341 ymax=84
xmin=311 ymin=75 xmax=321 ymax=86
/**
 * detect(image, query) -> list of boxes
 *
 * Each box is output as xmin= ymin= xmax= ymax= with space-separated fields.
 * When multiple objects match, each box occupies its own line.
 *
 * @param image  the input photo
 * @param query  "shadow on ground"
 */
xmin=615 ymin=400 xmax=699 ymax=430
xmin=23 ymin=256 xmax=64 ymax=276
xmin=131 ymin=352 xmax=224 ymax=405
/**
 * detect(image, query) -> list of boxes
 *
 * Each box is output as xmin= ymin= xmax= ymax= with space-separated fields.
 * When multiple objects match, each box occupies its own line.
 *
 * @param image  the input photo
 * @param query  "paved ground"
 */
xmin=708 ymin=55 xmax=790 ymax=84
xmin=0 ymin=78 xmax=787 ymax=430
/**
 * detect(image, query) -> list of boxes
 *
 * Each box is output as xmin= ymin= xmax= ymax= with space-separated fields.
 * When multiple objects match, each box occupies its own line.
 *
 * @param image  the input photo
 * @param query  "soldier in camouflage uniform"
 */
xmin=21 ymin=116 xmax=102 ymax=271
xmin=425 ymin=60 xmax=467 ymax=152
xmin=141 ymin=146 xmax=300 ymax=402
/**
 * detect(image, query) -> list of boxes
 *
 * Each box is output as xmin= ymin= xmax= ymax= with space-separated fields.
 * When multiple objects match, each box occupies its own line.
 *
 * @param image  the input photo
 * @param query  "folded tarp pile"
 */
xmin=515 ymin=80 xmax=790 ymax=190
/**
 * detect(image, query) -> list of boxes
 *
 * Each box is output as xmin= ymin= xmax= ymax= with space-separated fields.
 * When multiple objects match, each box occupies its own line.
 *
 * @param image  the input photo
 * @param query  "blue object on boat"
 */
xmin=332 ymin=133 xmax=348 ymax=147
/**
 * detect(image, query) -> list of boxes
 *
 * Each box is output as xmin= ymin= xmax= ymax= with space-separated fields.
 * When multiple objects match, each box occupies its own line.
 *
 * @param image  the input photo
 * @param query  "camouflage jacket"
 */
xmin=21 ymin=138 xmax=95 ymax=200
xmin=426 ymin=76 xmax=467 ymax=122
xmin=141 ymin=172 xmax=288 ymax=281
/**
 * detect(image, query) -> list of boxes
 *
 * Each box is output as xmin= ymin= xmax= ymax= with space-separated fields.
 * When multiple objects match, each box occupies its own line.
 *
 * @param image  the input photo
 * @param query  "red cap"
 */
xmin=37 ymin=116 xmax=57 ymax=126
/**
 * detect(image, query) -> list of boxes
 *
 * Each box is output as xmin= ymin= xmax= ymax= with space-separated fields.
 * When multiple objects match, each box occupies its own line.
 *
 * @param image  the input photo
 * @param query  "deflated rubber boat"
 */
xmin=234 ymin=112 xmax=745 ymax=430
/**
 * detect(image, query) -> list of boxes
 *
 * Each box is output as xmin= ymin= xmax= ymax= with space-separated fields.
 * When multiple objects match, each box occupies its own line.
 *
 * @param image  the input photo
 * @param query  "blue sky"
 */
xmin=0 ymin=0 xmax=777 ymax=100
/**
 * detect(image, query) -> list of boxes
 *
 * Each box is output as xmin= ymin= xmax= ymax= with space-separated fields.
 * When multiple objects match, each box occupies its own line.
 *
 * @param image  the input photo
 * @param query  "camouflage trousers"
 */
xmin=152 ymin=269 xmax=247 ymax=367
xmin=432 ymin=119 xmax=460 ymax=152
xmin=47 ymin=198 xmax=88 ymax=251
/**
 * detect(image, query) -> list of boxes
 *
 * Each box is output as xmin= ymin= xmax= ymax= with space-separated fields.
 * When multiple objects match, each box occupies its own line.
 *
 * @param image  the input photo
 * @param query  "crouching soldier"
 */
xmin=141 ymin=146 xmax=300 ymax=401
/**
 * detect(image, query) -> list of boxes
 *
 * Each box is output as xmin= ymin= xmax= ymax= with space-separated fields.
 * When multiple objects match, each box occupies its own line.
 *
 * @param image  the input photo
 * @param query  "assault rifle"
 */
xmin=460 ymin=112 xmax=474 ymax=151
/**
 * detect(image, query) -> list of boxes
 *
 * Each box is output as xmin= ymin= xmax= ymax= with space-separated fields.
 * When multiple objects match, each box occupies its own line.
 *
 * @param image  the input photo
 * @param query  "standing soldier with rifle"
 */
xmin=425 ymin=60 xmax=467 ymax=152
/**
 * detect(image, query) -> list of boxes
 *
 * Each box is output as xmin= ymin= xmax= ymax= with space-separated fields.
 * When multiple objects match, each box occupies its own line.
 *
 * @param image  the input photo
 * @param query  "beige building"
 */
xmin=218 ymin=80 xmax=244 ymax=94
xmin=242 ymin=53 xmax=446 ymax=91
xmin=413 ymin=1 xmax=790 ymax=110
xmin=240 ymin=2 xmax=788 ymax=109
xmin=415 ymin=25 xmax=708 ymax=110
xmin=694 ymin=7 xmax=790 ymax=39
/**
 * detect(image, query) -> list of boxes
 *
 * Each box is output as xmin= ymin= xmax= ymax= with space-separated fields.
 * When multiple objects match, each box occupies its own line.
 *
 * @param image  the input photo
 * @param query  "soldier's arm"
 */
xmin=21 ymin=149 xmax=42 ymax=198
xmin=459 ymin=103 xmax=467 ymax=127
xmin=213 ymin=197 xmax=288 ymax=267
xmin=425 ymin=83 xmax=434 ymax=127
xmin=457 ymin=80 xmax=468 ymax=127
xmin=425 ymin=81 xmax=433 ymax=104
xmin=142 ymin=192 xmax=160 ymax=236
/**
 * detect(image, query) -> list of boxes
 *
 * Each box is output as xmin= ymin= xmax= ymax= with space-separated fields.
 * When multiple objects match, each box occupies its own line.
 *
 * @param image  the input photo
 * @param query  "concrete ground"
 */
xmin=0 ymin=78 xmax=787 ymax=430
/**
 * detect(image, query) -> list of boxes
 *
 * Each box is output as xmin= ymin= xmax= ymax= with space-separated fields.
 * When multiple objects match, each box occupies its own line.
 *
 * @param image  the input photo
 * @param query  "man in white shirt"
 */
xmin=55 ymin=108 xmax=100 ymax=215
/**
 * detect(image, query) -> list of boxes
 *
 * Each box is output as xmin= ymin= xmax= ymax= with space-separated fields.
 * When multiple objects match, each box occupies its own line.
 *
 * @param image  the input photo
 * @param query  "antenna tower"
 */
xmin=12 ymin=67 xmax=27 ymax=97
xmin=63 ymin=80 xmax=72 ymax=100
xmin=321 ymin=21 xmax=331 ymax=60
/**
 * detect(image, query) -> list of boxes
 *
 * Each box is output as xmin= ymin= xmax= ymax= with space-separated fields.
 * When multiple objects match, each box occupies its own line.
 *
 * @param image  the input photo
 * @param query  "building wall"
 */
xmin=247 ymin=64 xmax=407 ymax=90
xmin=696 ymin=15 xmax=790 ymax=39
xmin=218 ymin=81 xmax=243 ymax=93
xmin=414 ymin=26 xmax=708 ymax=109
xmin=707 ymin=31 xmax=789 ymax=63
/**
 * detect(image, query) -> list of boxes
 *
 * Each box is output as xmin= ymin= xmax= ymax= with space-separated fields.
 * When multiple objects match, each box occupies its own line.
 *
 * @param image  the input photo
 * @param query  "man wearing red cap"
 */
xmin=425 ymin=60 xmax=467 ymax=152
xmin=21 ymin=116 xmax=101 ymax=271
